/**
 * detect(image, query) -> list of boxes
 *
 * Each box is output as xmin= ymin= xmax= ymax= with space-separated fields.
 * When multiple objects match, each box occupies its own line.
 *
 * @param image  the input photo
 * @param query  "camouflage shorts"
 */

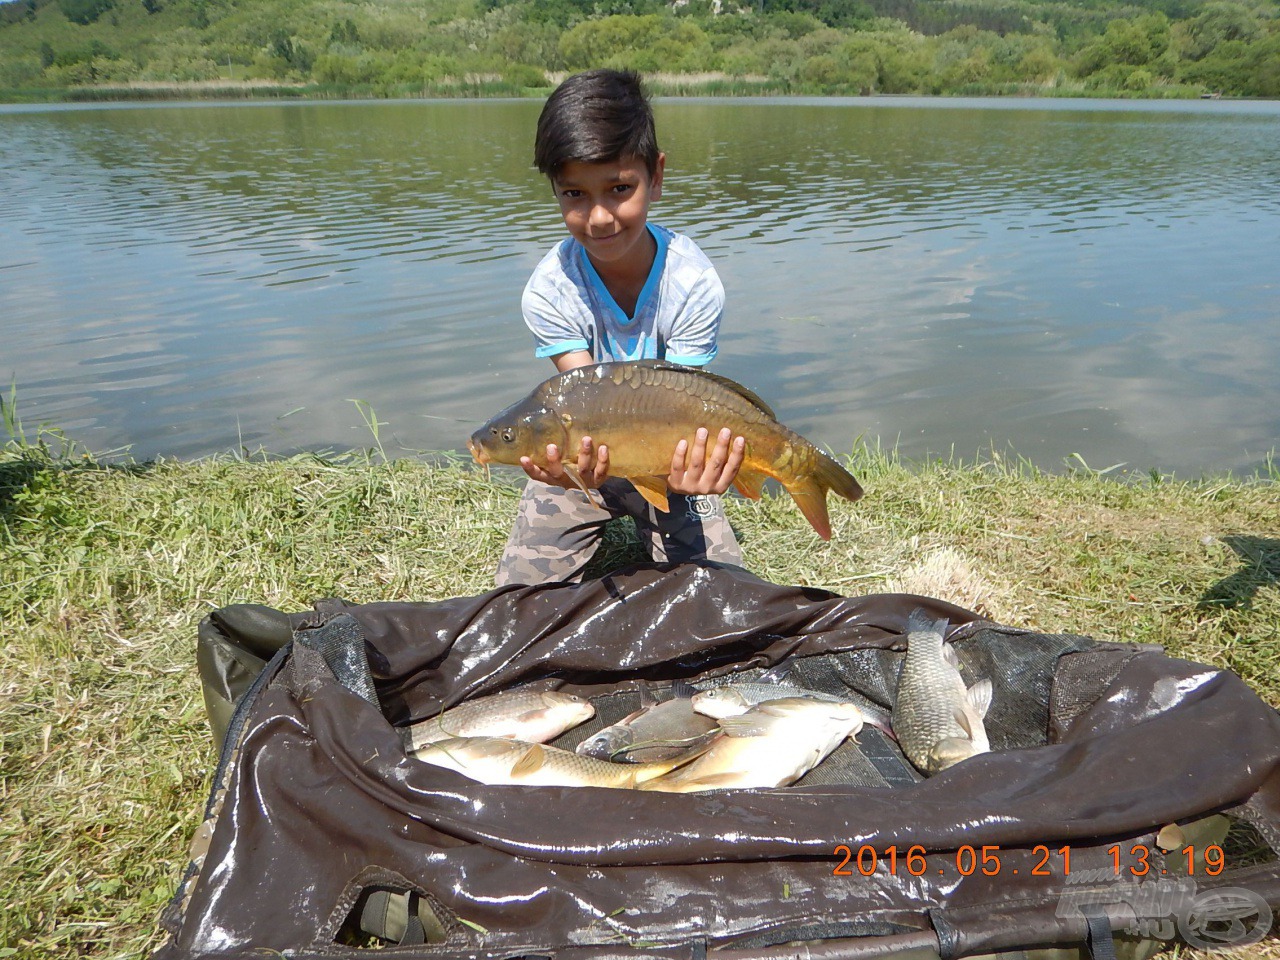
xmin=494 ymin=479 xmax=742 ymax=587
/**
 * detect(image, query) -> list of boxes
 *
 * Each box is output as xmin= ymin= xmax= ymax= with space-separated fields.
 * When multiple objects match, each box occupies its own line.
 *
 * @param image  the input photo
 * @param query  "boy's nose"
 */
xmin=588 ymin=203 xmax=614 ymax=230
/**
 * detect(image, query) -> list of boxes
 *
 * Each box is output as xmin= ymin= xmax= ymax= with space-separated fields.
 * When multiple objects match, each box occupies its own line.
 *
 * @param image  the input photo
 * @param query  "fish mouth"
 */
xmin=466 ymin=437 xmax=490 ymax=464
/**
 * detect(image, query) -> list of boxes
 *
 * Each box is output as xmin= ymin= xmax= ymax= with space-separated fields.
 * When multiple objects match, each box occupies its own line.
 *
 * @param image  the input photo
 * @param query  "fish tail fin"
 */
xmin=783 ymin=451 xmax=863 ymax=540
xmin=814 ymin=450 xmax=864 ymax=504
xmin=907 ymin=607 xmax=949 ymax=639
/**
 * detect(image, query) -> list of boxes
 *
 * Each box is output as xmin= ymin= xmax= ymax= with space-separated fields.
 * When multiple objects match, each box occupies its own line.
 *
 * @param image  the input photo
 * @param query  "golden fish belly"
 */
xmin=555 ymin=367 xmax=794 ymax=480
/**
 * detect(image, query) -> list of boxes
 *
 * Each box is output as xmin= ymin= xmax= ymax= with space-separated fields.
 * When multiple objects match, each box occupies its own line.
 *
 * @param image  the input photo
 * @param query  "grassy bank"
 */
xmin=2 ymin=442 xmax=1278 ymax=958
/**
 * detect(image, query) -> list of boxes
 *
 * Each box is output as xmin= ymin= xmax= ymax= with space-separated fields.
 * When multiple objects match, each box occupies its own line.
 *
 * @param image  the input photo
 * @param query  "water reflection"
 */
xmin=1 ymin=97 xmax=1277 ymax=475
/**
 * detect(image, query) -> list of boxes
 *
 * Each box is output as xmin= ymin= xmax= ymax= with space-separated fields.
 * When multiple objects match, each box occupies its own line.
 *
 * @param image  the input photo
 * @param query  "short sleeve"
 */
xmin=664 ymin=266 xmax=724 ymax=367
xmin=522 ymin=246 xmax=592 ymax=359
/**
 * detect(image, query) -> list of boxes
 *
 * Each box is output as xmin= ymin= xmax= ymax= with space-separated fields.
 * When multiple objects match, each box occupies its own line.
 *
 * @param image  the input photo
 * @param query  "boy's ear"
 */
xmin=651 ymin=152 xmax=666 ymax=200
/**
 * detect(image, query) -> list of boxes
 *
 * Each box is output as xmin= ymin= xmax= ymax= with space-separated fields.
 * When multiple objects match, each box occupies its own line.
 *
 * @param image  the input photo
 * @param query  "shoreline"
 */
xmin=0 ymin=75 xmax=1246 ymax=105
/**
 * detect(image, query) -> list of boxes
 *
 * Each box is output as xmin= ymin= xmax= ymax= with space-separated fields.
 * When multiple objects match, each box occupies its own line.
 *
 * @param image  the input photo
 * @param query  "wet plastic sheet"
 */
xmin=157 ymin=563 xmax=1280 ymax=960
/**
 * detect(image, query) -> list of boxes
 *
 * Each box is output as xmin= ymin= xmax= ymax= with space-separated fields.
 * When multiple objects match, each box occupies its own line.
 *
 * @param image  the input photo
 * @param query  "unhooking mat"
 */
xmin=156 ymin=562 xmax=1280 ymax=960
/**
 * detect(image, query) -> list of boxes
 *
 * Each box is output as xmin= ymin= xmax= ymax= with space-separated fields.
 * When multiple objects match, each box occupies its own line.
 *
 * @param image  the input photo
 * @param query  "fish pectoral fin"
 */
xmin=732 ymin=468 xmax=768 ymax=501
xmin=967 ymin=678 xmax=993 ymax=718
xmin=952 ymin=706 xmax=975 ymax=740
xmin=658 ymin=771 xmax=750 ymax=793
xmin=716 ymin=715 xmax=774 ymax=738
xmin=508 ymin=743 xmax=548 ymax=779
xmin=561 ymin=466 xmax=604 ymax=511
xmin=629 ymin=475 xmax=671 ymax=513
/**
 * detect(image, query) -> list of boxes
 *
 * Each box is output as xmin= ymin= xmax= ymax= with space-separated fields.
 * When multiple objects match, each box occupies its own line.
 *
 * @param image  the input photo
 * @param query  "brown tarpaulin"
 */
xmin=156 ymin=563 xmax=1280 ymax=960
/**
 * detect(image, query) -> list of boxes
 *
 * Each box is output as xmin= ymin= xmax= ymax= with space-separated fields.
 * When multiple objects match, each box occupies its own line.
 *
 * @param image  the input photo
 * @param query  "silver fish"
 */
xmin=690 ymin=683 xmax=848 ymax=719
xmin=691 ymin=683 xmax=895 ymax=741
xmin=413 ymin=736 xmax=702 ymax=789
xmin=893 ymin=609 xmax=992 ymax=775
xmin=404 ymin=688 xmax=595 ymax=754
xmin=639 ymin=697 xmax=864 ymax=793
xmin=576 ymin=682 xmax=721 ymax=763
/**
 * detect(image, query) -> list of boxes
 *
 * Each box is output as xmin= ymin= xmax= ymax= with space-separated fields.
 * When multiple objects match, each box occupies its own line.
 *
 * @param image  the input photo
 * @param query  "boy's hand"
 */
xmin=520 ymin=435 xmax=611 ymax=490
xmin=667 ymin=428 xmax=745 ymax=496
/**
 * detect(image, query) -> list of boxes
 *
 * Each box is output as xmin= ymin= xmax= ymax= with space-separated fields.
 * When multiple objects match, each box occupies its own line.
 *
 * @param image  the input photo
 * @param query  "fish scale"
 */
xmin=469 ymin=360 xmax=864 ymax=540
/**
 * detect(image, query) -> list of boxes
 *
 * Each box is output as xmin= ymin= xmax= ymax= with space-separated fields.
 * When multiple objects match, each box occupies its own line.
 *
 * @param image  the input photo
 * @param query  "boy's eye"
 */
xmin=611 ymin=184 xmax=633 ymax=195
xmin=560 ymin=189 xmax=582 ymax=199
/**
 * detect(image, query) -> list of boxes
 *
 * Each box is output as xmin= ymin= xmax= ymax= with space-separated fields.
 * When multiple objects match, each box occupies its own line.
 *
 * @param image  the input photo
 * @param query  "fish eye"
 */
xmin=501 ymin=428 xmax=515 ymax=442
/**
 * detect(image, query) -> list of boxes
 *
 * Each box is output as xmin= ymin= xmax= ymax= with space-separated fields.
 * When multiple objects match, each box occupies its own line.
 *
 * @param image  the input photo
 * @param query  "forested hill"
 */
xmin=1 ymin=0 xmax=1277 ymax=99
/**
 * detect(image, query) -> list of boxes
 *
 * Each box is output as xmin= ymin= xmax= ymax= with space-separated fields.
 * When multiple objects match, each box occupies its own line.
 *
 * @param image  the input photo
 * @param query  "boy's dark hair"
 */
xmin=534 ymin=69 xmax=660 ymax=180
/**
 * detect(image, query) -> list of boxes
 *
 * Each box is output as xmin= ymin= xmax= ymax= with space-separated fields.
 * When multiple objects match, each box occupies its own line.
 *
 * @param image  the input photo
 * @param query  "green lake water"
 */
xmin=2 ymin=96 xmax=1278 ymax=476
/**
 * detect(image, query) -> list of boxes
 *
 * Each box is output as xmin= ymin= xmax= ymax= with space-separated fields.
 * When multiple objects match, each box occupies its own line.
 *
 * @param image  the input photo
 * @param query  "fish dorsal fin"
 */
xmin=509 ymin=743 xmax=547 ymax=779
xmin=757 ymin=663 xmax=792 ymax=685
xmin=967 ymin=678 xmax=993 ymax=718
xmin=615 ymin=705 xmax=649 ymax=726
xmin=670 ymin=679 xmax=698 ymax=700
xmin=942 ymin=643 xmax=961 ymax=669
xmin=629 ymin=360 xmax=778 ymax=420
xmin=629 ymin=475 xmax=671 ymax=513
xmin=638 ymin=682 xmax=658 ymax=709
xmin=732 ymin=468 xmax=767 ymax=501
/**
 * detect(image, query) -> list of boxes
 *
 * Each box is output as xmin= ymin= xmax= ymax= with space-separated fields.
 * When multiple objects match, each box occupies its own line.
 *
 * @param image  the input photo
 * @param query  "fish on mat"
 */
xmin=691 ymin=681 xmax=848 ymax=718
xmin=412 ymin=735 xmax=705 ymax=789
xmin=467 ymin=360 xmax=864 ymax=540
xmin=576 ymin=681 xmax=721 ymax=763
xmin=403 ymin=688 xmax=595 ymax=754
xmin=638 ymin=697 xmax=864 ymax=793
xmin=691 ymin=681 xmax=895 ymax=741
xmin=892 ymin=609 xmax=992 ymax=775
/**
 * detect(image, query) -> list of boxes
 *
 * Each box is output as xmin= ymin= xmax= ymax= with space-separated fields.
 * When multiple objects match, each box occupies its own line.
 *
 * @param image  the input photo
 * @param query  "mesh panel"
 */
xmin=952 ymin=628 xmax=1094 ymax=750
xmin=1048 ymin=645 xmax=1148 ymax=742
xmin=793 ymin=732 xmax=906 ymax=788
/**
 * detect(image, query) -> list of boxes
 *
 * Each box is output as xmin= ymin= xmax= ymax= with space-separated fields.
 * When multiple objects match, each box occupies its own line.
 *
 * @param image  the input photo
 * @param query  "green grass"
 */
xmin=2 ymin=436 xmax=1278 ymax=958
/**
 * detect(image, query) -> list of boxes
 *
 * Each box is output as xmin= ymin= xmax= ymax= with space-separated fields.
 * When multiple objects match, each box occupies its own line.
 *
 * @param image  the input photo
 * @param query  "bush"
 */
xmin=139 ymin=53 xmax=220 ymax=82
xmin=558 ymin=14 xmax=710 ymax=71
xmin=501 ymin=62 xmax=548 ymax=88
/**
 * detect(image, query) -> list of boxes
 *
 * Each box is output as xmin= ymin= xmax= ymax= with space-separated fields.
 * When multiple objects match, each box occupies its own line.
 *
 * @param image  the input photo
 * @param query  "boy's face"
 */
xmin=552 ymin=153 xmax=665 ymax=274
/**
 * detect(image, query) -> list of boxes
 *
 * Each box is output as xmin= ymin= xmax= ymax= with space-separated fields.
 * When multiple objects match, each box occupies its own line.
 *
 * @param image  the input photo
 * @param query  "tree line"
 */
xmin=0 ymin=0 xmax=1277 ymax=98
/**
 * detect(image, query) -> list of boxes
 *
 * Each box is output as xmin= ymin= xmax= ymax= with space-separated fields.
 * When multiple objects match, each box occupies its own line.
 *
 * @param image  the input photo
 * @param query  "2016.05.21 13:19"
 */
xmin=831 ymin=844 xmax=1227 ymax=877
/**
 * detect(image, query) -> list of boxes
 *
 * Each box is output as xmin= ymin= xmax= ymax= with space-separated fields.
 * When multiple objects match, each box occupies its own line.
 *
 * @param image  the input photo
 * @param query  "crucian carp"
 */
xmin=467 ymin=360 xmax=864 ymax=539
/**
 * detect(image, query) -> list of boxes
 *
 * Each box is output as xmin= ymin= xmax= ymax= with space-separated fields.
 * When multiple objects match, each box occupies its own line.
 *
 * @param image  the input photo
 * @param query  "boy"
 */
xmin=494 ymin=69 xmax=746 ymax=587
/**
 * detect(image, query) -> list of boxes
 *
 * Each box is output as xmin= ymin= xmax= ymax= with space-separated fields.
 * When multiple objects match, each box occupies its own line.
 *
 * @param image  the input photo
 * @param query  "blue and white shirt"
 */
xmin=521 ymin=224 xmax=723 ymax=366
